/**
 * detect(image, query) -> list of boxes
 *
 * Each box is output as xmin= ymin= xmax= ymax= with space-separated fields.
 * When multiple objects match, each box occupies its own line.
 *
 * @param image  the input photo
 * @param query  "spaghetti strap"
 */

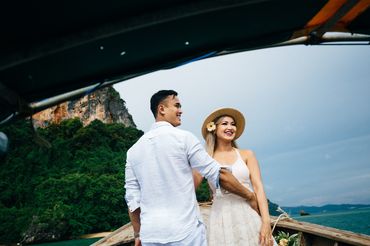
xmin=233 ymin=148 xmax=243 ymax=161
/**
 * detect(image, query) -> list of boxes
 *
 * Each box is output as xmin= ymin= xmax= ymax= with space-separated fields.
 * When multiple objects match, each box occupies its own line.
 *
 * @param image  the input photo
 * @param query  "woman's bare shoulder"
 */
xmin=238 ymin=149 xmax=256 ymax=160
xmin=239 ymin=149 xmax=255 ymax=156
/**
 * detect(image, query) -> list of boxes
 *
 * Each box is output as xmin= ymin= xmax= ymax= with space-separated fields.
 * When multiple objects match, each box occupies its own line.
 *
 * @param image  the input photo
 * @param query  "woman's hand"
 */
xmin=259 ymin=221 xmax=274 ymax=246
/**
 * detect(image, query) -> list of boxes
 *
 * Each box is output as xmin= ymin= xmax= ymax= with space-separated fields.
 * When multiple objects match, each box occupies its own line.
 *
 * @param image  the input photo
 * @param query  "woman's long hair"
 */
xmin=205 ymin=115 xmax=238 ymax=157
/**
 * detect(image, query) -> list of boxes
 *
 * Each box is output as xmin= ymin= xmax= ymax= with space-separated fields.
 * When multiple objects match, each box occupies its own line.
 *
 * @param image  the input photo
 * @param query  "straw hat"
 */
xmin=201 ymin=108 xmax=246 ymax=140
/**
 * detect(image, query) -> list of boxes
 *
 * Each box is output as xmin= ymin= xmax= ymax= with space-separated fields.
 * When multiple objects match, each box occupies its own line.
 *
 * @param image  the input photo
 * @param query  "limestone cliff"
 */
xmin=32 ymin=86 xmax=136 ymax=128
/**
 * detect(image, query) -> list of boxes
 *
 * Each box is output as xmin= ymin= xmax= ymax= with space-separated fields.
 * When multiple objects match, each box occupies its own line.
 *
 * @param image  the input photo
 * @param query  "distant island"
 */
xmin=281 ymin=204 xmax=370 ymax=216
xmin=299 ymin=210 xmax=310 ymax=216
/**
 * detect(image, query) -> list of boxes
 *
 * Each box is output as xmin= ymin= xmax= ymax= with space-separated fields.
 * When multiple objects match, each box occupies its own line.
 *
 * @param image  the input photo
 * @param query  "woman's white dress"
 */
xmin=207 ymin=149 xmax=277 ymax=246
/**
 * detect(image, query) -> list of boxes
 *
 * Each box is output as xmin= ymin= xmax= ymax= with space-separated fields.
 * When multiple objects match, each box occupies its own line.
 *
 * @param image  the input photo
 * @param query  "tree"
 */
xmin=0 ymin=119 xmax=143 ymax=243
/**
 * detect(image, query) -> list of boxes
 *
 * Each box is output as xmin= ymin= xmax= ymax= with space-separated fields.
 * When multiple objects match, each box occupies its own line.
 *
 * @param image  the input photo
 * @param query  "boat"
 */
xmin=1 ymin=0 xmax=370 ymax=244
xmin=92 ymin=203 xmax=370 ymax=246
xmin=299 ymin=210 xmax=310 ymax=216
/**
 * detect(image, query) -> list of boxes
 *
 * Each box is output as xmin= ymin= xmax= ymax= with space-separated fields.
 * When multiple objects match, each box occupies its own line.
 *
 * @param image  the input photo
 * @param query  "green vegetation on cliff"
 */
xmin=0 ymin=119 xmax=143 ymax=244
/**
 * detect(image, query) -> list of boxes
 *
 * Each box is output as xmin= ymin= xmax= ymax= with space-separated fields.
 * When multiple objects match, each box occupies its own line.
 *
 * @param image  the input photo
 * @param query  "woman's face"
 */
xmin=215 ymin=116 xmax=237 ymax=142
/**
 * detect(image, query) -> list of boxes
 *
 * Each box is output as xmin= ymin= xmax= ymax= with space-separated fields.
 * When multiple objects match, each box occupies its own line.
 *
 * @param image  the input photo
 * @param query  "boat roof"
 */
xmin=1 ymin=0 xmax=370 ymax=123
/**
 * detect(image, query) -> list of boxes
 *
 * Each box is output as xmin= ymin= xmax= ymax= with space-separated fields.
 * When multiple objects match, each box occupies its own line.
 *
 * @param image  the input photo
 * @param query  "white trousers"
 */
xmin=142 ymin=221 xmax=207 ymax=246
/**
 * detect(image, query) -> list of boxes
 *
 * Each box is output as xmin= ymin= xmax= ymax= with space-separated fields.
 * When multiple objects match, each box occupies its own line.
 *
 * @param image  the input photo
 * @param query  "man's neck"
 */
xmin=156 ymin=117 xmax=168 ymax=123
xmin=155 ymin=119 xmax=174 ymax=126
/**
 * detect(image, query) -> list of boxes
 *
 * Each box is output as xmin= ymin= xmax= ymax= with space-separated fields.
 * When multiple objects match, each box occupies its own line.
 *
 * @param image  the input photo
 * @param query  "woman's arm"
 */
xmin=242 ymin=149 xmax=273 ymax=246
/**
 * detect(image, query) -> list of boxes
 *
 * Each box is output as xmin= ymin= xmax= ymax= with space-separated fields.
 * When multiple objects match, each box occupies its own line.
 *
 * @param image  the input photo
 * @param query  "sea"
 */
xmin=32 ymin=208 xmax=370 ymax=246
xmin=292 ymin=207 xmax=370 ymax=236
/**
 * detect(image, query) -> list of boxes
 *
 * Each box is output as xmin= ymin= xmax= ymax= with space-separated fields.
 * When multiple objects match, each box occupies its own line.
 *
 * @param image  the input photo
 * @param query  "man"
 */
xmin=125 ymin=90 xmax=257 ymax=246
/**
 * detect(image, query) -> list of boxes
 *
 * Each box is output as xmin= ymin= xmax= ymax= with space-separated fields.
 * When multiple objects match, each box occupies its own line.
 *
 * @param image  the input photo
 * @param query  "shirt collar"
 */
xmin=150 ymin=121 xmax=174 ymax=130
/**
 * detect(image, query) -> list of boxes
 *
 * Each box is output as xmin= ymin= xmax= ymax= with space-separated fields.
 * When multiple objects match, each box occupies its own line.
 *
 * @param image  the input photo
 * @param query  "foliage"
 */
xmin=0 ymin=206 xmax=33 ymax=243
xmin=0 ymin=118 xmax=142 ymax=244
xmin=195 ymin=180 xmax=212 ymax=202
xmin=269 ymin=199 xmax=281 ymax=216
xmin=274 ymin=231 xmax=300 ymax=246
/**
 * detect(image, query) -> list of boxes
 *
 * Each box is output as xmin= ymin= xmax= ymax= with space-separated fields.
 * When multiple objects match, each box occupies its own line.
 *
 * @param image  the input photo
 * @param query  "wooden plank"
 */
xmin=272 ymin=216 xmax=370 ymax=246
xmin=91 ymin=223 xmax=134 ymax=246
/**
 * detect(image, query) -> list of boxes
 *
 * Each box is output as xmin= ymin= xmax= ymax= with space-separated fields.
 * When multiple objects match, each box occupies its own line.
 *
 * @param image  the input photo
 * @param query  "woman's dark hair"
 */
xmin=150 ymin=90 xmax=178 ymax=118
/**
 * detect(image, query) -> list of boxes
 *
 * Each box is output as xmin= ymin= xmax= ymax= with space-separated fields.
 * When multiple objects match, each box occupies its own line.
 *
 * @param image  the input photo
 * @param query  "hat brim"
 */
xmin=201 ymin=108 xmax=246 ymax=140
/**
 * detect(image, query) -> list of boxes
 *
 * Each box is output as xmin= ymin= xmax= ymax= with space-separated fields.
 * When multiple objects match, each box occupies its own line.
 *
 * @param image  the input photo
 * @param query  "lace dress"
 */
xmin=207 ymin=149 xmax=277 ymax=246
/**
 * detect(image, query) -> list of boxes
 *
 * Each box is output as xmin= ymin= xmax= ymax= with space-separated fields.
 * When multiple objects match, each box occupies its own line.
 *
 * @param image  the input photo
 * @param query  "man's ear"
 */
xmin=158 ymin=104 xmax=165 ymax=116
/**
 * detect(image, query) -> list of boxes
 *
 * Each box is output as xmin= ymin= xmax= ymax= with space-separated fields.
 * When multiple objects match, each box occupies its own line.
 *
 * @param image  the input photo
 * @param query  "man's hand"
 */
xmin=219 ymin=168 xmax=253 ymax=199
xmin=249 ymin=192 xmax=260 ymax=214
xmin=134 ymin=238 xmax=142 ymax=246
xmin=129 ymin=209 xmax=141 ymax=246
xmin=219 ymin=168 xmax=260 ymax=214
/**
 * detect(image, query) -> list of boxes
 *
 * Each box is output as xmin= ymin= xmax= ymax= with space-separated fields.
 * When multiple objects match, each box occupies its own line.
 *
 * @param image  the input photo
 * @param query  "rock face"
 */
xmin=32 ymin=86 xmax=136 ymax=128
xmin=21 ymin=216 xmax=64 ymax=245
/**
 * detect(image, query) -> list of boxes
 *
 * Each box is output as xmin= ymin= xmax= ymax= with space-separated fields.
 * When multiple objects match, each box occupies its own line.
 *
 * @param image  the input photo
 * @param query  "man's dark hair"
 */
xmin=150 ymin=90 xmax=178 ymax=118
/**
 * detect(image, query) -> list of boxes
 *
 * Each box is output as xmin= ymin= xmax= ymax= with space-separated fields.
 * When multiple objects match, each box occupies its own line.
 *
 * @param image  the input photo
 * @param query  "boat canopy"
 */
xmin=1 ymin=0 xmax=370 ymax=123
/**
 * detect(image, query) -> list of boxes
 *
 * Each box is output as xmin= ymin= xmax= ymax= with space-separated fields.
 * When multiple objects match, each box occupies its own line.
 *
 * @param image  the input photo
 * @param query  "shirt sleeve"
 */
xmin=124 ymin=151 xmax=141 ymax=212
xmin=185 ymin=132 xmax=220 ymax=188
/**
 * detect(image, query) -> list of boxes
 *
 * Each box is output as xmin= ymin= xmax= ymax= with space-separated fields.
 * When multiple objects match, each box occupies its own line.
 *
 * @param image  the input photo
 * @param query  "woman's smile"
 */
xmin=224 ymin=129 xmax=235 ymax=137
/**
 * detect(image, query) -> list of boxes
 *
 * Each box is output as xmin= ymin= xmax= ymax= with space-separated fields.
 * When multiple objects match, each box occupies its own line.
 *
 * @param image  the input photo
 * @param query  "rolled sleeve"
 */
xmin=186 ymin=133 xmax=220 ymax=188
xmin=124 ymin=158 xmax=141 ymax=212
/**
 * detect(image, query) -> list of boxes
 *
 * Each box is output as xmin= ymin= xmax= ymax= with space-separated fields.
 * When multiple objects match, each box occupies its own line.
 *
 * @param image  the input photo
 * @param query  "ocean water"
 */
xmin=32 ymin=237 xmax=100 ymax=246
xmin=293 ymin=208 xmax=370 ymax=236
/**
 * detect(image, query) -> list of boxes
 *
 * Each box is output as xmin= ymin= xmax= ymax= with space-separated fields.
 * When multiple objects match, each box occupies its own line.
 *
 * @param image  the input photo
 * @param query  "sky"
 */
xmin=113 ymin=45 xmax=370 ymax=207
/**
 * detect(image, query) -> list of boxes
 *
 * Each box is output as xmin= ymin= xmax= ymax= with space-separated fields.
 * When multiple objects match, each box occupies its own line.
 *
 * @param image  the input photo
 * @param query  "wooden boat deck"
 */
xmin=272 ymin=216 xmax=370 ymax=246
xmin=92 ymin=204 xmax=370 ymax=246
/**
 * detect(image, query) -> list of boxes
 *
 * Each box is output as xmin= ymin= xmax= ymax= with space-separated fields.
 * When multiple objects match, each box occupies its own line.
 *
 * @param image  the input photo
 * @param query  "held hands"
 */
xmin=259 ymin=222 xmax=274 ymax=246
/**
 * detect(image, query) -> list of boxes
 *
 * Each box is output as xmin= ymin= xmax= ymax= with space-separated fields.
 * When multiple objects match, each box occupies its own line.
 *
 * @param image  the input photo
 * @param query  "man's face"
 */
xmin=160 ymin=95 xmax=182 ymax=127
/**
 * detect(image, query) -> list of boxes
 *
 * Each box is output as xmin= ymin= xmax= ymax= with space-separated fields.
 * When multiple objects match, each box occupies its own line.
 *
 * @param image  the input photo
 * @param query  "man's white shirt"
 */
xmin=125 ymin=121 xmax=220 ymax=243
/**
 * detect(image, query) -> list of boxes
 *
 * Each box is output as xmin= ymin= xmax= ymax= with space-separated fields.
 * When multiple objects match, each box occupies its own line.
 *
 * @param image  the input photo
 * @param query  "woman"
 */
xmin=201 ymin=108 xmax=276 ymax=246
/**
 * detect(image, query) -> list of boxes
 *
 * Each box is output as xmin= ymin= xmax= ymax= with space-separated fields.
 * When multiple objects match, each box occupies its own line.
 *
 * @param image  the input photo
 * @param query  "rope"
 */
xmin=271 ymin=207 xmax=290 ymax=233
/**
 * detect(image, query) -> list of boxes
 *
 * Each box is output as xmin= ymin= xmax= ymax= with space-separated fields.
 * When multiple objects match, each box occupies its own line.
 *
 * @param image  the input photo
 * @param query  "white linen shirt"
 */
xmin=124 ymin=121 xmax=220 ymax=243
